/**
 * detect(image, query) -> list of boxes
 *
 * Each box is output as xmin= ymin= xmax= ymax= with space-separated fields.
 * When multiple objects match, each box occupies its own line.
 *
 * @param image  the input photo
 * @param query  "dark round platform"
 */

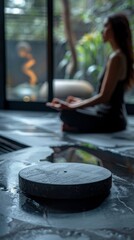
xmin=19 ymin=163 xmax=112 ymax=199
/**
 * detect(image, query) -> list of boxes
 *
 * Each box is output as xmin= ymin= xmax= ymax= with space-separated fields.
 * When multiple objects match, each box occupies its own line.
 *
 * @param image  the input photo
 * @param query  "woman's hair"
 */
xmin=108 ymin=13 xmax=134 ymax=88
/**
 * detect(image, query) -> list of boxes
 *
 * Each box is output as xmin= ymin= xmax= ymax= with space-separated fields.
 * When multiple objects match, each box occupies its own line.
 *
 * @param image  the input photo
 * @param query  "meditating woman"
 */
xmin=47 ymin=13 xmax=134 ymax=133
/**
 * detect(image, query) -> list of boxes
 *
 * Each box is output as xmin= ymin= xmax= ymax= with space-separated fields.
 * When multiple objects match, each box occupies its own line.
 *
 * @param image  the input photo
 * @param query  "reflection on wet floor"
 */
xmin=45 ymin=144 xmax=134 ymax=178
xmin=46 ymin=145 xmax=102 ymax=166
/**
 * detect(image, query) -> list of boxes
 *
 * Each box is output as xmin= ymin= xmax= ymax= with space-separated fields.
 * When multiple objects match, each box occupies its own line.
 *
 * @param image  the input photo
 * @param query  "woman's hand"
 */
xmin=46 ymin=97 xmax=82 ymax=110
xmin=46 ymin=98 xmax=61 ymax=110
xmin=46 ymin=98 xmax=70 ymax=110
xmin=66 ymin=96 xmax=82 ymax=103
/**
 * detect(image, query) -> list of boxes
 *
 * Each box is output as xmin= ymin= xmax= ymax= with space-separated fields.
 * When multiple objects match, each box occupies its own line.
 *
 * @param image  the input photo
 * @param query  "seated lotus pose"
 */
xmin=47 ymin=13 xmax=134 ymax=133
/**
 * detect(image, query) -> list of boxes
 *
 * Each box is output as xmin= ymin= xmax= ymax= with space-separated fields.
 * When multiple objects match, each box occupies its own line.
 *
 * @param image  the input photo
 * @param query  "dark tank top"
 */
xmin=96 ymin=67 xmax=126 ymax=117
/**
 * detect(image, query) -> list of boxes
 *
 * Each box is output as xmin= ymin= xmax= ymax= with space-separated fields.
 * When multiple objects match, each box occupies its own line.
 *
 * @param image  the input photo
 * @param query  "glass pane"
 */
xmin=53 ymin=0 xmax=134 ymax=100
xmin=5 ymin=0 xmax=47 ymax=102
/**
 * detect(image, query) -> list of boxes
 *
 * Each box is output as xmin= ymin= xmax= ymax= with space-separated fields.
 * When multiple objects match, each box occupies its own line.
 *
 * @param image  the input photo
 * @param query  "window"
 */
xmin=5 ymin=0 xmax=47 ymax=103
xmin=1 ymin=0 xmax=134 ymax=112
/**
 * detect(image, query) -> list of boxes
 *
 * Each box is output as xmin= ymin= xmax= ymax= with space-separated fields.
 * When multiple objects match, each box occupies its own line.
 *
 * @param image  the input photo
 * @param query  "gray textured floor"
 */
xmin=0 ymin=110 xmax=134 ymax=156
xmin=0 ymin=110 xmax=134 ymax=239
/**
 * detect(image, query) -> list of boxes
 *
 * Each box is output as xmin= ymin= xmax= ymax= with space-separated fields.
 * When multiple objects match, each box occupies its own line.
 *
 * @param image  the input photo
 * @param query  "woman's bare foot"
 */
xmin=62 ymin=123 xmax=78 ymax=133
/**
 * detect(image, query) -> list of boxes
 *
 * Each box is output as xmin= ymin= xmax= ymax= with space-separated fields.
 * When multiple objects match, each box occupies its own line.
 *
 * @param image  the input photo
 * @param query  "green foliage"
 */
xmin=5 ymin=0 xmax=47 ymax=41
xmin=74 ymin=32 xmax=105 ymax=84
xmin=60 ymin=31 xmax=111 ymax=88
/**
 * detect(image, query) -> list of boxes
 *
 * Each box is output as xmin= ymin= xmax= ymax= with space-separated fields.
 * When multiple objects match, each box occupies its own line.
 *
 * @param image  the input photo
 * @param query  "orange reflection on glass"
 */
xmin=17 ymin=41 xmax=37 ymax=86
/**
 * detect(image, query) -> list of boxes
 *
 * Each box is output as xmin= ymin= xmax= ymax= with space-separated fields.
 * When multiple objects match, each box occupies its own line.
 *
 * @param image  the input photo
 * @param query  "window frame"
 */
xmin=0 ymin=0 xmax=54 ymax=112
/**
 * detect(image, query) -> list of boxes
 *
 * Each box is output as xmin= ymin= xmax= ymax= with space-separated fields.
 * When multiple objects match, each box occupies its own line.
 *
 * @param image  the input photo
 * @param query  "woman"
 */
xmin=47 ymin=13 xmax=134 ymax=133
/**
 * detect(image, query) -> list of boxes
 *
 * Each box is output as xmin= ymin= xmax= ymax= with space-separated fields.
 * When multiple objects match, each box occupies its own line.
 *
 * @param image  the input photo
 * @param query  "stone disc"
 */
xmin=19 ymin=163 xmax=112 ymax=199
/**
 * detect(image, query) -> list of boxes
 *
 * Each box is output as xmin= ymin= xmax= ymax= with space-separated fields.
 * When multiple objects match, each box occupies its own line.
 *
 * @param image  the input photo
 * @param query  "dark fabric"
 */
xmin=60 ymin=105 xmax=127 ymax=133
xmin=60 ymin=67 xmax=128 ymax=133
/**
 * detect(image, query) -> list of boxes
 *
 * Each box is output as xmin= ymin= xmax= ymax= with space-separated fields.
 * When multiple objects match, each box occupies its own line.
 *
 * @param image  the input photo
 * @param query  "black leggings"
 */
xmin=60 ymin=108 xmax=127 ymax=133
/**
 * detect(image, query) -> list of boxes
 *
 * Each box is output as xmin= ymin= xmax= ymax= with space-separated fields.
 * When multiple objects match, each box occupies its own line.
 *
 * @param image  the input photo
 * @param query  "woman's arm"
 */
xmin=46 ymin=53 xmax=125 ymax=110
xmin=65 ymin=53 xmax=126 ymax=109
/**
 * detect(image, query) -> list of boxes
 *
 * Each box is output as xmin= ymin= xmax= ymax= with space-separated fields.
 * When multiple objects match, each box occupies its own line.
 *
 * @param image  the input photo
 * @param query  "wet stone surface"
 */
xmin=0 ymin=144 xmax=134 ymax=238
xmin=0 ymin=111 xmax=134 ymax=239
